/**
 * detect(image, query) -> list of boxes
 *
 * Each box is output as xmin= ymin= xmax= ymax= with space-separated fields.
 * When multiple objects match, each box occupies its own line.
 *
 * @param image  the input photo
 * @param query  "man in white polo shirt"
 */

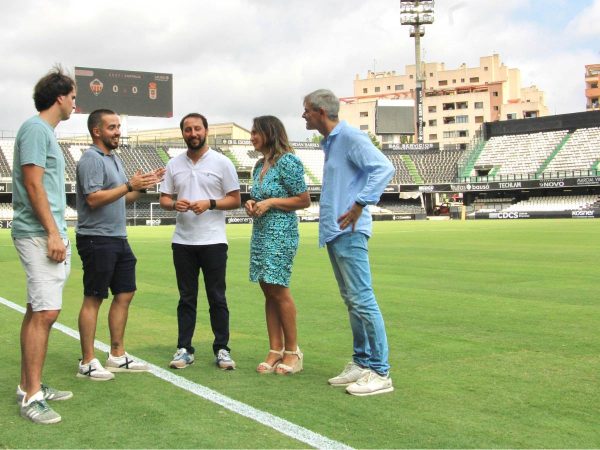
xmin=159 ymin=113 xmax=241 ymax=370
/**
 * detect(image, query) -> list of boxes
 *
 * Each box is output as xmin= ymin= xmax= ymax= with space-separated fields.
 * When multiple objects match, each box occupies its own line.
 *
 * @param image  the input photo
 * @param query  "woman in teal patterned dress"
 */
xmin=245 ymin=116 xmax=310 ymax=375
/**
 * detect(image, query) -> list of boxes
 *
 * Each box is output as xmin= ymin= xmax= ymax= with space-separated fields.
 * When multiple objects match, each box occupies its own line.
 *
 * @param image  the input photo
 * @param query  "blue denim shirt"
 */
xmin=319 ymin=121 xmax=395 ymax=247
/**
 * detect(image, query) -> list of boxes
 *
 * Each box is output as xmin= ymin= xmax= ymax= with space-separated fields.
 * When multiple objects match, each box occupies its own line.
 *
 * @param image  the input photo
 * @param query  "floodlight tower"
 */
xmin=400 ymin=0 xmax=434 ymax=143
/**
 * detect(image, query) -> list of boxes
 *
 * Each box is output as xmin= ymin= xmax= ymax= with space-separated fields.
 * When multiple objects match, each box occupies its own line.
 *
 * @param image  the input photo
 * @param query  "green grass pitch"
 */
xmin=0 ymin=220 xmax=599 ymax=448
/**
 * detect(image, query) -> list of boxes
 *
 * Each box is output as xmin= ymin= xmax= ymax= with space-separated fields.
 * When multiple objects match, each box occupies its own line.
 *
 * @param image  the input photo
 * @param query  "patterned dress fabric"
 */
xmin=249 ymin=153 xmax=307 ymax=287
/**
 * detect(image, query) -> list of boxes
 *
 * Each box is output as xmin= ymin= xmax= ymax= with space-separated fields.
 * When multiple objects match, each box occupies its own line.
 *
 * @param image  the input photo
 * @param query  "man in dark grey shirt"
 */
xmin=75 ymin=108 xmax=164 ymax=380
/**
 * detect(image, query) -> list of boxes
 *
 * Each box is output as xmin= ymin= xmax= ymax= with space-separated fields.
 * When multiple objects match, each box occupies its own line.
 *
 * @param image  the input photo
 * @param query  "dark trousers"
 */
xmin=172 ymin=243 xmax=230 ymax=355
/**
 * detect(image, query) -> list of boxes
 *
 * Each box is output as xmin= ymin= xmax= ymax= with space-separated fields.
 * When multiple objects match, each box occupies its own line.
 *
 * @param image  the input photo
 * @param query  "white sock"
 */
xmin=23 ymin=389 xmax=44 ymax=407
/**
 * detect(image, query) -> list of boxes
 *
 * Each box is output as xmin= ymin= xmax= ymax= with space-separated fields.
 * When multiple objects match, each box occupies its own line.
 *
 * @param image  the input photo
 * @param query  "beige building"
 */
xmin=340 ymin=54 xmax=548 ymax=150
xmin=585 ymin=64 xmax=600 ymax=110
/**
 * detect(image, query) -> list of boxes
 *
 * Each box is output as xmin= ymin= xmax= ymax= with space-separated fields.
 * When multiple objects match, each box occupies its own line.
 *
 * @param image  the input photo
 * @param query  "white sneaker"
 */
xmin=216 ymin=349 xmax=236 ymax=370
xmin=106 ymin=352 xmax=149 ymax=372
xmin=328 ymin=362 xmax=370 ymax=386
xmin=77 ymin=358 xmax=115 ymax=381
xmin=346 ymin=370 xmax=394 ymax=397
xmin=169 ymin=348 xmax=195 ymax=369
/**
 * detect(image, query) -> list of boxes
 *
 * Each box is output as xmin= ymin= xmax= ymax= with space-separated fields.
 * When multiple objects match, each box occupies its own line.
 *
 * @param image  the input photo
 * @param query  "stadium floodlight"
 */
xmin=400 ymin=0 xmax=434 ymax=143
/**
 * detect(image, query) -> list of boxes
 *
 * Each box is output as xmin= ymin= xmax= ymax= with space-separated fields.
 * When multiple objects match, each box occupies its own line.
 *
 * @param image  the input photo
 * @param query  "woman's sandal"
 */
xmin=256 ymin=349 xmax=284 ymax=374
xmin=275 ymin=347 xmax=303 ymax=375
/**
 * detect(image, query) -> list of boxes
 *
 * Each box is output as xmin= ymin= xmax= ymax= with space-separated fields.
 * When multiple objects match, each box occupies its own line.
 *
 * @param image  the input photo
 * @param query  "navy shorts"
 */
xmin=76 ymin=235 xmax=137 ymax=299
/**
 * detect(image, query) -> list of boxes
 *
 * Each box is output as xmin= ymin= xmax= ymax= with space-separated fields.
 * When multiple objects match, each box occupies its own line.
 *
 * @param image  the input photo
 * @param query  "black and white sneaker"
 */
xmin=106 ymin=352 xmax=149 ymax=373
xmin=77 ymin=358 xmax=115 ymax=381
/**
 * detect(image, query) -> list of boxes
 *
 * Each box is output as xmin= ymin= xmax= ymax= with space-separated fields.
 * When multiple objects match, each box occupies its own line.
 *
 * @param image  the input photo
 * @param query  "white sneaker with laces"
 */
xmin=328 ymin=362 xmax=370 ymax=386
xmin=170 ymin=348 xmax=195 ymax=369
xmin=106 ymin=352 xmax=149 ymax=372
xmin=77 ymin=358 xmax=115 ymax=381
xmin=346 ymin=370 xmax=394 ymax=396
xmin=216 ymin=349 xmax=236 ymax=370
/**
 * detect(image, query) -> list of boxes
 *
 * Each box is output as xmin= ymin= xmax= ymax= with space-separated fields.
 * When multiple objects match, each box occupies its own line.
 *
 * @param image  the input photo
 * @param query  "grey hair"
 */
xmin=304 ymin=89 xmax=339 ymax=120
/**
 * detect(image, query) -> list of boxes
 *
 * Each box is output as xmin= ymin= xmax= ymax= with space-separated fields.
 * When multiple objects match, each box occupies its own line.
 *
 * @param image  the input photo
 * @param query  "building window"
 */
xmin=475 ymin=116 xmax=484 ymax=123
xmin=439 ymin=80 xmax=448 ymax=86
xmin=409 ymin=74 xmax=414 ymax=79
xmin=362 ymin=88 xmax=368 ymax=94
xmin=458 ymin=130 xmax=469 ymax=137
xmin=456 ymin=115 xmax=469 ymax=123
xmin=456 ymin=101 xmax=468 ymax=109
xmin=374 ymin=86 xmax=381 ymax=93
xmin=474 ymin=101 xmax=484 ymax=109
xmin=428 ymin=119 xmax=437 ymax=127
xmin=443 ymin=102 xmax=455 ymax=110
xmin=493 ymin=106 xmax=499 ymax=111
xmin=492 ymin=91 xmax=499 ymax=97
xmin=443 ymin=116 xmax=456 ymax=124
xmin=443 ymin=130 xmax=458 ymax=138
xmin=524 ymin=111 xmax=538 ymax=118
xmin=461 ymin=78 xmax=465 ymax=82
xmin=429 ymin=72 xmax=433 ymax=77
xmin=360 ymin=124 xmax=369 ymax=130
xmin=428 ymin=105 xmax=437 ymax=113
xmin=360 ymin=111 xmax=369 ymax=117
xmin=452 ymin=79 xmax=456 ymax=84
xmin=386 ymin=85 xmax=391 ymax=91
xmin=395 ymin=84 xmax=404 ymax=90
xmin=506 ymin=113 xmax=517 ymax=120
xmin=469 ymin=77 xmax=480 ymax=83
xmin=484 ymin=66 xmax=488 ymax=71
xmin=429 ymin=134 xmax=438 ymax=141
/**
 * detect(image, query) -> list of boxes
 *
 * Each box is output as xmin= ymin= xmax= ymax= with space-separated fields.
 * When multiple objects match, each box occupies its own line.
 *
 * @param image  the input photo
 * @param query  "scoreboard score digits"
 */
xmin=74 ymin=67 xmax=173 ymax=118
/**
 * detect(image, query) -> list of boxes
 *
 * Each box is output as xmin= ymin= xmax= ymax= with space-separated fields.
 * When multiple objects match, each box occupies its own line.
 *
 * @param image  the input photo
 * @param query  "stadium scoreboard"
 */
xmin=74 ymin=67 xmax=173 ymax=118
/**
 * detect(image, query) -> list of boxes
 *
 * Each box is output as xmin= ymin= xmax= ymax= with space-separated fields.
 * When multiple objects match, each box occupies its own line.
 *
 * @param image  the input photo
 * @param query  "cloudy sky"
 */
xmin=0 ymin=0 xmax=598 ymax=141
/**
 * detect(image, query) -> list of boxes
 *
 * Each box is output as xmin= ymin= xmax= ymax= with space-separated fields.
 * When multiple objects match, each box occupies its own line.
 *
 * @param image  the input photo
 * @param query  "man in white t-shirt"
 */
xmin=159 ymin=113 xmax=241 ymax=370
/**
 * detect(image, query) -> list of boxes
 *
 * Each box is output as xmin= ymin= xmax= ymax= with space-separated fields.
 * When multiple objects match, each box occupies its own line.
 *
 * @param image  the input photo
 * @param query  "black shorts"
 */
xmin=76 ymin=235 xmax=137 ymax=299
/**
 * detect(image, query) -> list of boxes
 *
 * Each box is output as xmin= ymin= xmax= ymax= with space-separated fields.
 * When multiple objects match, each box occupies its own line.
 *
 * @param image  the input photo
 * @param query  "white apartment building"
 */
xmin=340 ymin=54 xmax=548 ymax=150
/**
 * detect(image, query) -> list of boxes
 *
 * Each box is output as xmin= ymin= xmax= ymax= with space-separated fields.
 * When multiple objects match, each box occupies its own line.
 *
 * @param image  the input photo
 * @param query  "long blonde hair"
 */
xmin=252 ymin=115 xmax=294 ymax=164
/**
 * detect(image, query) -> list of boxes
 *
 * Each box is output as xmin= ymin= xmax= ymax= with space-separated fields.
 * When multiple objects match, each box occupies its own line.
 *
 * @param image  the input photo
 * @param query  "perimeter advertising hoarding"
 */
xmin=400 ymin=176 xmax=600 ymax=192
xmin=74 ymin=67 xmax=173 ymax=118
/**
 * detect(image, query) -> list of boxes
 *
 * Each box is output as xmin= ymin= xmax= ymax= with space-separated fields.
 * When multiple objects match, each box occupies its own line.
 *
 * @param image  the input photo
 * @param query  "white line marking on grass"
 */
xmin=0 ymin=296 xmax=352 ymax=450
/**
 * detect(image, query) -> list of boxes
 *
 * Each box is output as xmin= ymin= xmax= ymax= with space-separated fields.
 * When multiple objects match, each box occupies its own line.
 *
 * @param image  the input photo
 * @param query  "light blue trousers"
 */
xmin=326 ymin=232 xmax=390 ymax=375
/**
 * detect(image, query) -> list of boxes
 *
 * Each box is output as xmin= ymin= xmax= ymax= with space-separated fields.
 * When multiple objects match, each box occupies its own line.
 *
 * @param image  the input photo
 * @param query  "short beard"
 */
xmin=102 ymin=136 xmax=119 ymax=150
xmin=186 ymin=136 xmax=206 ymax=151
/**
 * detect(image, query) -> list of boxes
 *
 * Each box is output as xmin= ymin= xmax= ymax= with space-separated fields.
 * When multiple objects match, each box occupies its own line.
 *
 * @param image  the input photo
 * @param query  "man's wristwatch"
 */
xmin=209 ymin=199 xmax=217 ymax=210
xmin=125 ymin=181 xmax=133 ymax=192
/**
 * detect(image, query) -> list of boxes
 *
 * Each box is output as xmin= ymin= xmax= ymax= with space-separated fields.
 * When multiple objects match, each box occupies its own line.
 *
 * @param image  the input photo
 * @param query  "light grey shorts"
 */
xmin=13 ymin=236 xmax=71 ymax=312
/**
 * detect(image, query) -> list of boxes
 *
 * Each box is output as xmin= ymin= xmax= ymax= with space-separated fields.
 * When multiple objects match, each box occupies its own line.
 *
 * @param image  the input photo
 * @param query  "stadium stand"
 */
xmin=379 ymin=200 xmax=426 ymax=214
xmin=114 ymin=144 xmax=166 ymax=177
xmin=542 ymin=127 xmax=600 ymax=176
xmin=474 ymin=130 xmax=568 ymax=177
xmin=0 ymin=202 xmax=13 ymax=219
xmin=504 ymin=194 xmax=599 ymax=212
xmin=411 ymin=149 xmax=465 ymax=183
xmin=0 ymin=139 xmax=15 ymax=176
xmin=382 ymin=151 xmax=414 ymax=184
xmin=294 ymin=149 xmax=324 ymax=183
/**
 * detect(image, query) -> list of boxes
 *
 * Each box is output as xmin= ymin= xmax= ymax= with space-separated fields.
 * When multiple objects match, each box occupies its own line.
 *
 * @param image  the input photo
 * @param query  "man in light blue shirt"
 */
xmin=303 ymin=89 xmax=395 ymax=396
xmin=12 ymin=67 xmax=76 ymax=424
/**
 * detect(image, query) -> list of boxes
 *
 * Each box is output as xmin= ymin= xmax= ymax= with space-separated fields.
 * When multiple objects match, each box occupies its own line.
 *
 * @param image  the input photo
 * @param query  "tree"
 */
xmin=307 ymin=133 xmax=321 ymax=143
xmin=368 ymin=132 xmax=382 ymax=150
